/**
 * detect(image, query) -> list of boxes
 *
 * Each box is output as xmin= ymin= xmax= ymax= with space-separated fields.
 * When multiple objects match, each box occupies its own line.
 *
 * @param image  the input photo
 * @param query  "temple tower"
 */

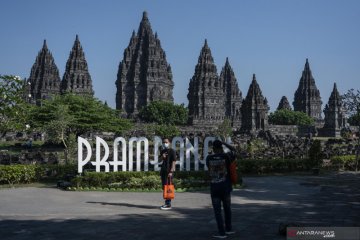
xmin=277 ymin=96 xmax=292 ymax=111
xmin=293 ymin=58 xmax=322 ymax=119
xmin=115 ymin=11 xmax=174 ymax=117
xmin=321 ymin=83 xmax=346 ymax=137
xmin=241 ymin=74 xmax=270 ymax=132
xmin=61 ymin=35 xmax=94 ymax=96
xmin=219 ymin=57 xmax=242 ymax=128
xmin=187 ymin=40 xmax=225 ymax=126
xmin=27 ymin=40 xmax=61 ymax=105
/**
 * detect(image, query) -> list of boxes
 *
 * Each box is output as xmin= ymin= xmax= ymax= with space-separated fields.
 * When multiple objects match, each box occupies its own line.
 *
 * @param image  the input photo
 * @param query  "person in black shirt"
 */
xmin=159 ymin=137 xmax=176 ymax=210
xmin=206 ymin=140 xmax=236 ymax=239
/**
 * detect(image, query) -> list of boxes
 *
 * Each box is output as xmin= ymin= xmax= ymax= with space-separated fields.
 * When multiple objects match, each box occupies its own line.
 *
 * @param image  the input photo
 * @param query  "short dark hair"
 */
xmin=212 ymin=140 xmax=223 ymax=149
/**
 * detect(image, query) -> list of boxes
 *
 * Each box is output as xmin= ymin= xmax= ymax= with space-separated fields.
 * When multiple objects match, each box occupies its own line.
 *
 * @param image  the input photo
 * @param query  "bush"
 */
xmin=0 ymin=165 xmax=37 ymax=185
xmin=138 ymin=101 xmax=188 ymax=125
xmin=330 ymin=155 xmax=356 ymax=170
xmin=348 ymin=113 xmax=360 ymax=126
xmin=0 ymin=164 xmax=77 ymax=185
xmin=238 ymin=158 xmax=307 ymax=174
xmin=0 ymin=158 xmax=315 ymax=189
xmin=71 ymin=171 xmax=210 ymax=190
xmin=145 ymin=124 xmax=180 ymax=138
xmin=269 ymin=110 xmax=314 ymax=126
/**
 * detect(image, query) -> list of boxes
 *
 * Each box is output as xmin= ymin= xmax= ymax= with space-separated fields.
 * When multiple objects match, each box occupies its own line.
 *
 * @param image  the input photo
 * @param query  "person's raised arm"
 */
xmin=222 ymin=141 xmax=236 ymax=152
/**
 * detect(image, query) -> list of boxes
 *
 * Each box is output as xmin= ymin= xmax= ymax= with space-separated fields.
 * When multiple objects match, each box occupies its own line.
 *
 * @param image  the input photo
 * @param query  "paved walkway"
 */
xmin=0 ymin=172 xmax=359 ymax=239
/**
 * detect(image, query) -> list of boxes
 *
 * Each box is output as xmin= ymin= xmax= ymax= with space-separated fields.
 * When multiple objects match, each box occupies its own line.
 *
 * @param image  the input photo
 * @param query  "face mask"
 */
xmin=163 ymin=143 xmax=170 ymax=149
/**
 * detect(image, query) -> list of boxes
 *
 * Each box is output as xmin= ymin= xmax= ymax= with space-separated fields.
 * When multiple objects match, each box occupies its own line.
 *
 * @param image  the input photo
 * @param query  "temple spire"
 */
xmin=252 ymin=73 xmax=256 ymax=82
xmin=27 ymin=40 xmax=61 ymax=105
xmin=322 ymin=82 xmax=346 ymax=136
xmin=61 ymin=35 xmax=94 ymax=96
xmin=187 ymin=40 xmax=224 ymax=126
xmin=305 ymin=58 xmax=309 ymax=69
xmin=333 ymin=82 xmax=338 ymax=93
xmin=142 ymin=11 xmax=148 ymax=20
xmin=115 ymin=11 xmax=173 ymax=117
xmin=277 ymin=96 xmax=292 ymax=111
xmin=225 ymin=57 xmax=230 ymax=66
xmin=293 ymin=58 xmax=322 ymax=119
xmin=241 ymin=74 xmax=269 ymax=132
xmin=138 ymin=10 xmax=152 ymax=37
xmin=43 ymin=39 xmax=47 ymax=50
xmin=220 ymin=57 xmax=242 ymax=127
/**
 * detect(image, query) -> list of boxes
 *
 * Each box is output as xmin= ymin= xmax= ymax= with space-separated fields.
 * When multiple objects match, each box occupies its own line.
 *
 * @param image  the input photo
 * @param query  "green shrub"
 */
xmin=269 ymin=109 xmax=314 ymax=125
xmin=0 ymin=158 xmax=313 ymax=189
xmin=0 ymin=165 xmax=37 ymax=185
xmin=0 ymin=164 xmax=77 ymax=185
xmin=71 ymin=171 xmax=210 ymax=189
xmin=330 ymin=155 xmax=356 ymax=170
xmin=138 ymin=101 xmax=188 ymax=125
xmin=238 ymin=158 xmax=307 ymax=174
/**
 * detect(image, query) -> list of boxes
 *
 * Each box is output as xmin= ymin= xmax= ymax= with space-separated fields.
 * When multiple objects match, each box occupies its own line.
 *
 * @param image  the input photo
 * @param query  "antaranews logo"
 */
xmin=287 ymin=228 xmax=337 ymax=239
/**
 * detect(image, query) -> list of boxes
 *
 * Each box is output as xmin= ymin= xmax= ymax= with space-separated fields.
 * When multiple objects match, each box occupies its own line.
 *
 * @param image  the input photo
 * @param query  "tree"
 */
xmin=0 ymin=75 xmax=30 ymax=137
xmin=42 ymin=104 xmax=74 ymax=148
xmin=29 ymin=94 xmax=133 ymax=162
xmin=348 ymin=113 xmax=360 ymax=126
xmin=342 ymin=89 xmax=360 ymax=171
xmin=269 ymin=109 xmax=314 ymax=126
xmin=30 ymin=94 xmax=133 ymax=137
xmin=215 ymin=118 xmax=233 ymax=140
xmin=138 ymin=101 xmax=188 ymax=125
xmin=145 ymin=124 xmax=180 ymax=139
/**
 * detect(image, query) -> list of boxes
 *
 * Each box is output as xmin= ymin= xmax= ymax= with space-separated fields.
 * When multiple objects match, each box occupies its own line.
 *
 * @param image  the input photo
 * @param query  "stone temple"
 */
xmin=320 ymin=83 xmax=346 ymax=137
xmin=27 ymin=36 xmax=94 ymax=105
xmin=187 ymin=40 xmax=225 ymax=126
xmin=220 ymin=58 xmax=242 ymax=127
xmin=61 ymin=35 xmax=94 ymax=96
xmin=277 ymin=96 xmax=292 ymax=111
xmin=23 ymin=12 xmax=348 ymax=137
xmin=293 ymin=58 xmax=322 ymax=120
xmin=240 ymin=74 xmax=270 ymax=132
xmin=115 ymin=11 xmax=174 ymax=118
xmin=187 ymin=40 xmax=243 ymax=128
xmin=27 ymin=40 xmax=62 ymax=105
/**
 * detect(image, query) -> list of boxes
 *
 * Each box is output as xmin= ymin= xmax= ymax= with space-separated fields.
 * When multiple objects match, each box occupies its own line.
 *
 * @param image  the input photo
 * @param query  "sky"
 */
xmin=1 ymin=0 xmax=359 ymax=112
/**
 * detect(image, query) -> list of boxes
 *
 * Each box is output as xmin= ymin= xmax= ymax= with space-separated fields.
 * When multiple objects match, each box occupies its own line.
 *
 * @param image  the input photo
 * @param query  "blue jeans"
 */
xmin=161 ymin=174 xmax=173 ymax=205
xmin=211 ymin=191 xmax=232 ymax=235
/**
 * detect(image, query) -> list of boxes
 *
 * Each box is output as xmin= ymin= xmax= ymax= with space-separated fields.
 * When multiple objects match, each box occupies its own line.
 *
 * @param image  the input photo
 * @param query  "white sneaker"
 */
xmin=225 ymin=231 xmax=235 ymax=235
xmin=160 ymin=204 xmax=172 ymax=210
xmin=212 ymin=234 xmax=227 ymax=239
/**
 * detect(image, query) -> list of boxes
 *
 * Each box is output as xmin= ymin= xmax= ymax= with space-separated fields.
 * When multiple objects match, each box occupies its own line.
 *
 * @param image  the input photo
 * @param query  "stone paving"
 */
xmin=0 ymin=172 xmax=359 ymax=240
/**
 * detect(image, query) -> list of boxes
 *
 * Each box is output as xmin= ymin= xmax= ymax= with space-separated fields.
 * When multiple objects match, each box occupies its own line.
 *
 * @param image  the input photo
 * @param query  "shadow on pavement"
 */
xmin=1 ymin=173 xmax=359 ymax=240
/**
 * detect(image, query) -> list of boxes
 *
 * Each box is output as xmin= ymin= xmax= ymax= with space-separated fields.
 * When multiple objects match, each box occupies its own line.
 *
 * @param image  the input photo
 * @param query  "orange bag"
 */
xmin=163 ymin=178 xmax=175 ymax=199
xmin=229 ymin=161 xmax=238 ymax=184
